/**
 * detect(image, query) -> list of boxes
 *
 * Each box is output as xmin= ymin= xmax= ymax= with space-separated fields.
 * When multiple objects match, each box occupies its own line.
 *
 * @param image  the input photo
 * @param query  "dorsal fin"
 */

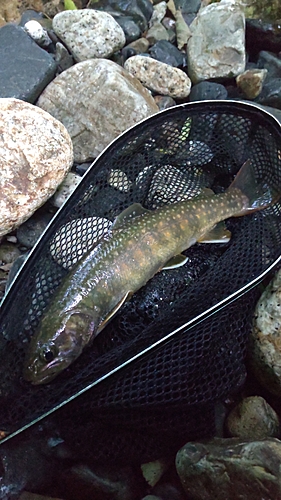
xmin=112 ymin=203 xmax=152 ymax=229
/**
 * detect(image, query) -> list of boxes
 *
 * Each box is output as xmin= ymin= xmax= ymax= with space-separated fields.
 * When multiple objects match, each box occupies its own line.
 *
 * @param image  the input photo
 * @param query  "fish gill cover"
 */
xmin=1 ymin=101 xmax=281 ymax=462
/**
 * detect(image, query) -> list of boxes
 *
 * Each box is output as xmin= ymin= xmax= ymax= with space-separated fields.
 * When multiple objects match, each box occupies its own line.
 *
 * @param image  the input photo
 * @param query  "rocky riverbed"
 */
xmin=2 ymin=0 xmax=281 ymax=499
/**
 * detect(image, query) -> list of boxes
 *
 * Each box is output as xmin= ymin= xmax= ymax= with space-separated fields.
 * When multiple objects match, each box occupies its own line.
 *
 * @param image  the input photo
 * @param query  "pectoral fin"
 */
xmin=198 ymin=222 xmax=231 ymax=244
xmin=162 ymin=254 xmax=188 ymax=270
xmin=112 ymin=203 xmax=152 ymax=229
xmin=96 ymin=291 xmax=131 ymax=334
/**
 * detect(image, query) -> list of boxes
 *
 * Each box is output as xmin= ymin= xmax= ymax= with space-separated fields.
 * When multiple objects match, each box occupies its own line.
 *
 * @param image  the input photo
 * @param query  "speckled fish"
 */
xmin=23 ymin=160 xmax=280 ymax=384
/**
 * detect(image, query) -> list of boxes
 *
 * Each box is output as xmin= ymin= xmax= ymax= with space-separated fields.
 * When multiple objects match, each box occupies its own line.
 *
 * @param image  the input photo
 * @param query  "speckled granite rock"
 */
xmin=37 ymin=59 xmax=158 ymax=162
xmin=0 ymin=98 xmax=73 ymax=237
xmin=124 ymin=55 xmax=191 ymax=98
xmin=249 ymin=269 xmax=281 ymax=395
xmin=187 ymin=0 xmax=246 ymax=83
xmin=176 ymin=437 xmax=281 ymax=500
xmin=52 ymin=9 xmax=126 ymax=62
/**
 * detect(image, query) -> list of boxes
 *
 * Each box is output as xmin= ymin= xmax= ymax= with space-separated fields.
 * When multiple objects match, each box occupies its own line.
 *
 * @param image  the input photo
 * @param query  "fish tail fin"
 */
xmin=227 ymin=159 xmax=281 ymax=214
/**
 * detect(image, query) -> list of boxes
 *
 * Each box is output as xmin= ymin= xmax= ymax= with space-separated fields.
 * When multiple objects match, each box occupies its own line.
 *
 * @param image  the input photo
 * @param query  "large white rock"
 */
xmin=124 ymin=55 xmax=191 ymax=98
xmin=52 ymin=9 xmax=126 ymax=62
xmin=37 ymin=59 xmax=159 ymax=162
xmin=187 ymin=0 xmax=246 ymax=83
xmin=0 ymin=98 xmax=73 ymax=237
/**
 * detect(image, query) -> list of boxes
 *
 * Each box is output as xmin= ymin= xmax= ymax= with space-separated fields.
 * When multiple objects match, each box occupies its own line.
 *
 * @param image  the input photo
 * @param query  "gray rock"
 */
xmin=176 ymin=437 xmax=281 ymax=500
xmin=257 ymin=78 xmax=281 ymax=109
xmin=187 ymin=0 xmax=245 ymax=83
xmin=16 ymin=212 xmax=53 ymax=249
xmin=115 ymin=15 xmax=141 ymax=44
xmin=52 ymin=9 xmax=126 ymax=62
xmin=154 ymin=95 xmax=176 ymax=110
xmin=0 ymin=24 xmax=57 ymax=103
xmin=226 ymin=396 xmax=280 ymax=439
xmin=249 ymin=269 xmax=281 ymax=396
xmin=257 ymin=50 xmax=281 ymax=79
xmin=50 ymin=172 xmax=82 ymax=208
xmin=141 ymin=459 xmax=169 ymax=487
xmin=148 ymin=40 xmax=186 ymax=68
xmin=55 ymin=42 xmax=75 ymax=73
xmin=236 ymin=68 xmax=267 ymax=99
xmin=93 ymin=0 xmax=153 ymax=32
xmin=189 ymin=81 xmax=228 ymax=101
xmin=124 ymin=55 xmax=191 ymax=98
xmin=0 ymin=98 xmax=73 ymax=237
xmin=146 ymin=21 xmax=169 ymax=45
xmin=37 ymin=59 xmax=158 ymax=162
xmin=0 ymin=243 xmax=21 ymax=265
xmin=149 ymin=1 xmax=167 ymax=27
xmin=126 ymin=37 xmax=150 ymax=53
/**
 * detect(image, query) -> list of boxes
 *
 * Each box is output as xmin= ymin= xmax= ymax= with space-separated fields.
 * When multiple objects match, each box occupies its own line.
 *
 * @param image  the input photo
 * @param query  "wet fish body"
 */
xmin=23 ymin=160 xmax=280 ymax=384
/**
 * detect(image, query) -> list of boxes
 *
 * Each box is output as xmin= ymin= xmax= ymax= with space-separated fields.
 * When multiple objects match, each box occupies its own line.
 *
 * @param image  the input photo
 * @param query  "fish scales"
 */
xmin=23 ymin=159 xmax=281 ymax=384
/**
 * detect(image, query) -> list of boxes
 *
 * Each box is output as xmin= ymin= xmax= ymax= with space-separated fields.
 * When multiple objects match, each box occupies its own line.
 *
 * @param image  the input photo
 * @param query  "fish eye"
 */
xmin=40 ymin=344 xmax=58 ymax=364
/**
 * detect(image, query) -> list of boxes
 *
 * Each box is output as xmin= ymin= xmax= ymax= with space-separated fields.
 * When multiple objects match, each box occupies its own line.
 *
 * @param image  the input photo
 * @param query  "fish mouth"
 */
xmin=23 ymin=357 xmax=72 ymax=385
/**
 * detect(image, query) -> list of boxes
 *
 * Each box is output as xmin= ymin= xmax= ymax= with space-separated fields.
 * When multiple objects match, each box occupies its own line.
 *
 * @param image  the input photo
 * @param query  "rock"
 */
xmin=175 ymin=0 xmax=201 ymax=16
xmin=52 ymin=9 xmax=126 ymax=62
xmin=115 ymin=15 xmax=141 ymax=44
xmin=141 ymin=496 xmax=161 ymax=500
xmin=176 ymin=437 xmax=281 ymax=500
xmin=249 ymin=269 xmax=281 ymax=395
xmin=153 ymin=482 xmax=185 ymax=500
xmin=236 ymin=69 xmax=268 ymax=99
xmin=74 ymin=162 xmax=92 ymax=176
xmin=55 ymin=42 xmax=75 ymax=73
xmin=146 ymin=21 xmax=169 ymax=45
xmin=187 ymin=0 xmax=246 ymax=83
xmin=24 ymin=20 xmax=52 ymax=48
xmin=257 ymin=78 xmax=281 ymax=110
xmin=149 ymin=2 xmax=167 ymax=27
xmin=37 ymin=59 xmax=158 ymax=162
xmin=0 ymin=24 xmax=57 ymax=103
xmin=19 ymin=493 xmax=64 ymax=500
xmin=126 ymin=37 xmax=150 ymax=54
xmin=0 ymin=243 xmax=21 ymax=265
xmin=244 ymin=0 xmax=281 ymax=23
xmin=148 ymin=40 xmax=186 ymax=68
xmin=20 ymin=9 xmax=45 ymax=27
xmin=124 ymin=55 xmax=191 ymax=98
xmin=93 ymin=0 xmax=153 ymax=32
xmin=50 ymin=172 xmax=82 ymax=208
xmin=141 ymin=459 xmax=169 ymax=487
xmin=226 ymin=396 xmax=280 ymax=439
xmin=16 ymin=211 xmax=53 ymax=249
xmin=257 ymin=51 xmax=281 ymax=79
xmin=246 ymin=19 xmax=281 ymax=56
xmin=189 ymin=81 xmax=228 ymax=101
xmin=154 ymin=95 xmax=176 ymax=110
xmin=0 ymin=98 xmax=73 ymax=237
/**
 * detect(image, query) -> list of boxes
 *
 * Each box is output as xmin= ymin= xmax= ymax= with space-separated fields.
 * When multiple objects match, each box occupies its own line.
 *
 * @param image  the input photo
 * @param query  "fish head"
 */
xmin=23 ymin=310 xmax=95 ymax=385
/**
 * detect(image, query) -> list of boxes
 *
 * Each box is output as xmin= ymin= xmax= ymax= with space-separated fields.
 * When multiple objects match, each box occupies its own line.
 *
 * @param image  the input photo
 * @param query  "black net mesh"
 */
xmin=1 ymin=101 xmax=281 ymax=463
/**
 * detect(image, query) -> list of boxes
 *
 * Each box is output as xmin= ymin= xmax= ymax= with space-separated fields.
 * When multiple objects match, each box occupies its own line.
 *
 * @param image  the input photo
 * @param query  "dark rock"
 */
xmin=256 ymin=77 xmax=281 ymax=109
xmin=122 ymin=46 xmax=137 ymax=62
xmin=75 ymin=162 xmax=93 ymax=175
xmin=189 ymin=81 xmax=228 ymax=101
xmin=55 ymin=42 xmax=75 ymax=73
xmin=16 ymin=211 xmax=53 ymax=249
xmin=148 ymin=40 xmax=186 ymax=67
xmin=19 ymin=9 xmax=45 ymax=26
xmin=153 ymin=482 xmax=185 ymax=500
xmin=154 ymin=95 xmax=176 ymax=110
xmin=257 ymin=50 xmax=281 ymax=79
xmin=94 ymin=0 xmax=153 ymax=32
xmin=246 ymin=19 xmax=281 ymax=56
xmin=115 ymin=15 xmax=142 ymax=44
xmin=174 ymin=0 xmax=201 ymax=15
xmin=0 ymin=24 xmax=57 ymax=103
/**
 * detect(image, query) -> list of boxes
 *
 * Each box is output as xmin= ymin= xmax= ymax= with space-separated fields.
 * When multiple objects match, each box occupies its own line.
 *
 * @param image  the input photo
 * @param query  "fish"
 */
xmin=23 ymin=160 xmax=280 ymax=384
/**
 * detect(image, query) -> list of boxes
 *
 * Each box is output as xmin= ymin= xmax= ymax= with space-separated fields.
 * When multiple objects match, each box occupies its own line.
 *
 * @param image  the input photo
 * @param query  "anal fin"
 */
xmin=162 ymin=253 xmax=188 ymax=270
xmin=198 ymin=222 xmax=231 ymax=244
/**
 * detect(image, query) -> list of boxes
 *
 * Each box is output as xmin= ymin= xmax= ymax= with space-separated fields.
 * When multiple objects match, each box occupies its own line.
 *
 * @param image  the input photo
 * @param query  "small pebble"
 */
xmin=24 ymin=20 xmax=52 ymax=48
xmin=50 ymin=172 xmax=82 ymax=208
xmin=236 ymin=68 xmax=268 ymax=99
